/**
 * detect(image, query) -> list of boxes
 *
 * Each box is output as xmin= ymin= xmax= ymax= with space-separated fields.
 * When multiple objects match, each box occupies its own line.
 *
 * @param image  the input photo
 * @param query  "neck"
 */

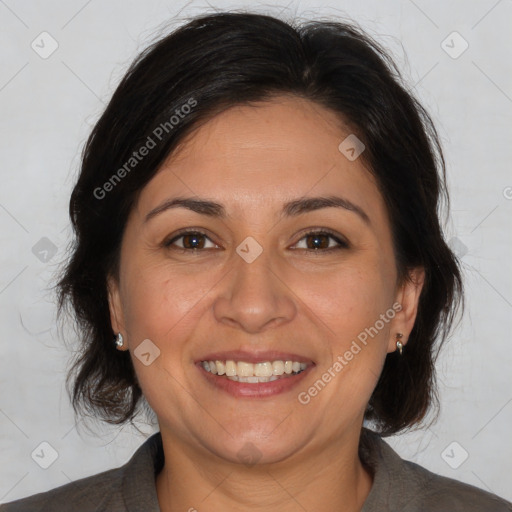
xmin=156 ymin=427 xmax=373 ymax=512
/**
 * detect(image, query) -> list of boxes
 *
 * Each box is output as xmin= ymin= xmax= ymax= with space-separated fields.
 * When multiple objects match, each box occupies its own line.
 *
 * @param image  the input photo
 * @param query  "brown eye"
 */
xmin=293 ymin=230 xmax=349 ymax=252
xmin=164 ymin=230 xmax=217 ymax=250
xmin=305 ymin=233 xmax=330 ymax=250
xmin=163 ymin=229 xmax=348 ymax=253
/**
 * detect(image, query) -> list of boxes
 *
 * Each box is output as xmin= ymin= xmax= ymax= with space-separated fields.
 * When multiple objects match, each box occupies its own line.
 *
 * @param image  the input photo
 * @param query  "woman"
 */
xmin=2 ymin=11 xmax=510 ymax=512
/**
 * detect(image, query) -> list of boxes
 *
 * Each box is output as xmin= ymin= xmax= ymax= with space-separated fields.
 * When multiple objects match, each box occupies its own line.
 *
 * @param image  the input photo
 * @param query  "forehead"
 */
xmin=134 ymin=95 xmax=386 ymax=224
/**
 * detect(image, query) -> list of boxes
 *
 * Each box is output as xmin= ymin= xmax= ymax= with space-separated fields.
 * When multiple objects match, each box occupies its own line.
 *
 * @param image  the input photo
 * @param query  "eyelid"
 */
xmin=163 ymin=227 xmax=349 ymax=252
xmin=163 ymin=227 xmax=218 ymax=249
xmin=292 ymin=228 xmax=349 ymax=250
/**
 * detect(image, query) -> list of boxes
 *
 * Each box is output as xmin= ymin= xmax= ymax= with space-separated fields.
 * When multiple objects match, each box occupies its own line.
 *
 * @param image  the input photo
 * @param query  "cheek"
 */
xmin=291 ymin=253 xmax=396 ymax=406
xmin=293 ymin=256 xmax=395 ymax=337
xmin=120 ymin=259 xmax=216 ymax=348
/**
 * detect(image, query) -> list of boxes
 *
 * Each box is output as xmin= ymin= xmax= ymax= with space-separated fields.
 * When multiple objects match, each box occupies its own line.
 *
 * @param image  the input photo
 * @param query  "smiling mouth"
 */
xmin=200 ymin=359 xmax=308 ymax=383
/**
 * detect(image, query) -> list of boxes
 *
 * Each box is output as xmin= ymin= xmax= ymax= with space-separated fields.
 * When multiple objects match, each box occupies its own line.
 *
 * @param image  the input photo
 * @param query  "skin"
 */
xmin=108 ymin=95 xmax=425 ymax=512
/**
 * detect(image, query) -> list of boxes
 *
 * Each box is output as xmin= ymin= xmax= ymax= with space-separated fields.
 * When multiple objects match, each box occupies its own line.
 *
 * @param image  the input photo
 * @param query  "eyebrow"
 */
xmin=144 ymin=195 xmax=370 ymax=225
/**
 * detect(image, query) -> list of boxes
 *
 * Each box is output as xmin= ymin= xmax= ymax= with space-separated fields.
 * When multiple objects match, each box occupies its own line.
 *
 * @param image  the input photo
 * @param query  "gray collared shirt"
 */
xmin=2 ymin=428 xmax=511 ymax=511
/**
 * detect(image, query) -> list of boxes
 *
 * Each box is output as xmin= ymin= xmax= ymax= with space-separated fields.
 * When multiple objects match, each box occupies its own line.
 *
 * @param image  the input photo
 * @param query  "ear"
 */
xmin=107 ymin=274 xmax=127 ymax=350
xmin=387 ymin=266 xmax=425 ymax=353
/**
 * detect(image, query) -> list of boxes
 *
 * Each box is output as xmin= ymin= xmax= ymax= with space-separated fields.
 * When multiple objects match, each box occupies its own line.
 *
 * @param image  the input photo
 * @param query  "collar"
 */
xmin=121 ymin=430 xmax=164 ymax=511
xmin=119 ymin=428 xmax=504 ymax=512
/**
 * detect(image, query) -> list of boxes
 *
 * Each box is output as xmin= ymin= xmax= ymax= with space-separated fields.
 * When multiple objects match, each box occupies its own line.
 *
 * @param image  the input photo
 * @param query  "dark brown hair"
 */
xmin=54 ymin=11 xmax=464 ymax=436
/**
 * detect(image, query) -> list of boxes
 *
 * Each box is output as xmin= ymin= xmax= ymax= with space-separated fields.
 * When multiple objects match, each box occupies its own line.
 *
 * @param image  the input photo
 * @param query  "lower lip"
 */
xmin=197 ymin=363 xmax=313 ymax=398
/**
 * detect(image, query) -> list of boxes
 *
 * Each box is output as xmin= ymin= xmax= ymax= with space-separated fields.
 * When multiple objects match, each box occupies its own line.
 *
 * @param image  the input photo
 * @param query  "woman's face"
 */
xmin=108 ymin=95 xmax=423 ymax=464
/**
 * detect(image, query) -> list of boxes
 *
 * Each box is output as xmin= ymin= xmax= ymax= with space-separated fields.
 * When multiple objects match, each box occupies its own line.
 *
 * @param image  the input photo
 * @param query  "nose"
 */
xmin=212 ymin=245 xmax=297 ymax=334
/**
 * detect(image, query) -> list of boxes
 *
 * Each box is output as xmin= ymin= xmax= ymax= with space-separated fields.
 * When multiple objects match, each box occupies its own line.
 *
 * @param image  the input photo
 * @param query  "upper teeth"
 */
xmin=202 ymin=360 xmax=307 ymax=377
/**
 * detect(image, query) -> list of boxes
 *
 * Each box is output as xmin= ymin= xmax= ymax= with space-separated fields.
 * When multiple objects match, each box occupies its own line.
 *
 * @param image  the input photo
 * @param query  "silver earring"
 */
xmin=115 ymin=332 xmax=124 ymax=348
xmin=396 ymin=333 xmax=403 ymax=355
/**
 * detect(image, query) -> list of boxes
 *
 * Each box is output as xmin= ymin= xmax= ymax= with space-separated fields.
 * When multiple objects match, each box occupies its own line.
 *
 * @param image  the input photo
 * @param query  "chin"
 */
xmin=202 ymin=424 xmax=309 ymax=466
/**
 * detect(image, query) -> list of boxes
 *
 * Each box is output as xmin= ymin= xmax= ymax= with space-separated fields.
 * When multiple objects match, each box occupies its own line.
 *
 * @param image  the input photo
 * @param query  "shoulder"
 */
xmin=0 ymin=465 xmax=125 ymax=512
xmin=0 ymin=431 xmax=164 ymax=512
xmin=360 ymin=428 xmax=512 ymax=512
xmin=400 ymin=457 xmax=512 ymax=511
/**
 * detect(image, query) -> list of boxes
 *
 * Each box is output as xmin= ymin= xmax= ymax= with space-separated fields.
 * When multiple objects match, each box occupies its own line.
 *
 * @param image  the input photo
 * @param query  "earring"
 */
xmin=115 ymin=332 xmax=124 ymax=348
xmin=396 ymin=333 xmax=403 ymax=355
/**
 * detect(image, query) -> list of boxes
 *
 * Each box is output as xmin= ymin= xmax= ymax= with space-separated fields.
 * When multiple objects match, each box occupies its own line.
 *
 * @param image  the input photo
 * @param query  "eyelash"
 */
xmin=162 ymin=228 xmax=349 ymax=254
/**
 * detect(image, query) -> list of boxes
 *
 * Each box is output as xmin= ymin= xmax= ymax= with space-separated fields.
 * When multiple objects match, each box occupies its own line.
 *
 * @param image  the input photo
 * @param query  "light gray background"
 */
xmin=1 ymin=0 xmax=511 ymax=505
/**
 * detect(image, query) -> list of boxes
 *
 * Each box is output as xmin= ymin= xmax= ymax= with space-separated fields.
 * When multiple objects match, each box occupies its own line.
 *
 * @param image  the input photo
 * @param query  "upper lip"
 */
xmin=196 ymin=350 xmax=315 ymax=365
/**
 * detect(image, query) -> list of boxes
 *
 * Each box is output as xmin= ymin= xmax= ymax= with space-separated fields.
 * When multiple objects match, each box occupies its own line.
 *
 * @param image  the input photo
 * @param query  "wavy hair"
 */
xmin=54 ymin=11 xmax=464 ymax=436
